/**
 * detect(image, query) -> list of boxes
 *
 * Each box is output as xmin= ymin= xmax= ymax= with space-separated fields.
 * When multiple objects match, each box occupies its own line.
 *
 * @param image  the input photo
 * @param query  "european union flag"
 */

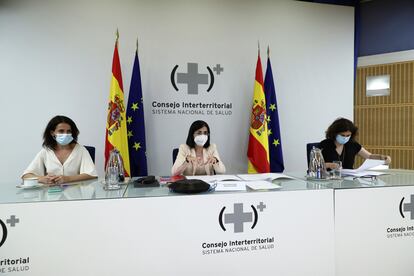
xmin=126 ymin=51 xmax=148 ymax=176
xmin=264 ymin=56 xmax=284 ymax=172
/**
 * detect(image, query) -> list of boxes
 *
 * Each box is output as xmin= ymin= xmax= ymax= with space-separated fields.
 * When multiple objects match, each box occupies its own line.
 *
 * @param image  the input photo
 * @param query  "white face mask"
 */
xmin=55 ymin=133 xmax=73 ymax=145
xmin=194 ymin=134 xmax=208 ymax=146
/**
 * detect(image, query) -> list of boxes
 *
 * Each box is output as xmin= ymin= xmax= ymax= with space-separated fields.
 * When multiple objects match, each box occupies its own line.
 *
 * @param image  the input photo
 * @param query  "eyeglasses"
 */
xmin=194 ymin=131 xmax=209 ymax=135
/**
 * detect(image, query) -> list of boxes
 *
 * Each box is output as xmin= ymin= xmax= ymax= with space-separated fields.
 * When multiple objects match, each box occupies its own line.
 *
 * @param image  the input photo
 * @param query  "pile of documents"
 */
xmin=341 ymin=159 xmax=389 ymax=177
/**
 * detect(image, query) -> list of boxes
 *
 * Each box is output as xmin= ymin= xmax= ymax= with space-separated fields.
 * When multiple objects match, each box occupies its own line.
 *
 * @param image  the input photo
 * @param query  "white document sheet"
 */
xmin=355 ymin=159 xmax=385 ymax=172
xmin=246 ymin=181 xmax=281 ymax=190
xmin=341 ymin=159 xmax=387 ymax=177
xmin=237 ymin=173 xmax=294 ymax=181
xmin=214 ymin=181 xmax=246 ymax=191
xmin=367 ymin=164 xmax=389 ymax=171
xmin=186 ymin=174 xmax=241 ymax=183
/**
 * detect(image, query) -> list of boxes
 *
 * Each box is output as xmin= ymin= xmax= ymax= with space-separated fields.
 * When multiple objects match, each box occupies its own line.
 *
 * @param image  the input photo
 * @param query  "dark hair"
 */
xmin=42 ymin=115 xmax=79 ymax=149
xmin=325 ymin=117 xmax=358 ymax=140
xmin=185 ymin=120 xmax=211 ymax=148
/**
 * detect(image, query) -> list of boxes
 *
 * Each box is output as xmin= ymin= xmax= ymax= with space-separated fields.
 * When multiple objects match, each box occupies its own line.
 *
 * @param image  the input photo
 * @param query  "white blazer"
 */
xmin=171 ymin=143 xmax=226 ymax=176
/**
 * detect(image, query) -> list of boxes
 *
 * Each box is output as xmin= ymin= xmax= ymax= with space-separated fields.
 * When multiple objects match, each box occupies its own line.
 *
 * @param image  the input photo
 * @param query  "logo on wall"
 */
xmin=219 ymin=202 xmax=266 ymax=233
xmin=170 ymin=62 xmax=223 ymax=94
xmin=399 ymin=194 xmax=414 ymax=219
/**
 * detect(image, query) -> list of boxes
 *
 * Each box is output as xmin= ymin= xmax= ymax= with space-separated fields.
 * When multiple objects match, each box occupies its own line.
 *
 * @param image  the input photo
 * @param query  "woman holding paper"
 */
xmin=171 ymin=120 xmax=226 ymax=176
xmin=319 ymin=118 xmax=391 ymax=169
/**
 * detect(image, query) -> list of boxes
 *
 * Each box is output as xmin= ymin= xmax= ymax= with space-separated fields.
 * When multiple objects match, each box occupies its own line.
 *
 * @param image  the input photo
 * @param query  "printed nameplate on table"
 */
xmin=341 ymin=159 xmax=388 ymax=177
xmin=237 ymin=173 xmax=295 ymax=181
xmin=214 ymin=181 xmax=247 ymax=192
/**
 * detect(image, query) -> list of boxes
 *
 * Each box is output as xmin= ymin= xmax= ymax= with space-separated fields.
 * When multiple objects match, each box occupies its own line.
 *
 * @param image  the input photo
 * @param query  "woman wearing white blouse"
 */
xmin=171 ymin=120 xmax=226 ymax=176
xmin=22 ymin=115 xmax=98 ymax=185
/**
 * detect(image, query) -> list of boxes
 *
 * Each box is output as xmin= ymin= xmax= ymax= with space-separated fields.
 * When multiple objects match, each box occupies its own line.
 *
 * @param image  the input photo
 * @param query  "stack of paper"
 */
xmin=341 ymin=159 xmax=389 ymax=177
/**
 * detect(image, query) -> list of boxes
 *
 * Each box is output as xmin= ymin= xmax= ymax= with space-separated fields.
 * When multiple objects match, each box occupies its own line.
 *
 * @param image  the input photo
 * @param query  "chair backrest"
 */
xmin=84 ymin=145 xmax=96 ymax=163
xmin=306 ymin=142 xmax=320 ymax=166
xmin=172 ymin=148 xmax=179 ymax=164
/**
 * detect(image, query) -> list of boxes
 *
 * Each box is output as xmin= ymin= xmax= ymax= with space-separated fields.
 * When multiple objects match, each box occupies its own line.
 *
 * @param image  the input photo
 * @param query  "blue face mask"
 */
xmin=336 ymin=134 xmax=350 ymax=145
xmin=55 ymin=134 xmax=73 ymax=146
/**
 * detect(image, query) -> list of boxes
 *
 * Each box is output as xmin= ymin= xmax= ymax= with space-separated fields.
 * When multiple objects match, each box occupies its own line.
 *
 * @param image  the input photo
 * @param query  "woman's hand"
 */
xmin=38 ymin=175 xmax=58 ymax=185
xmin=52 ymin=175 xmax=70 ymax=185
xmin=186 ymin=155 xmax=197 ymax=165
xmin=38 ymin=175 xmax=69 ymax=185
xmin=369 ymin=153 xmax=392 ymax=165
xmin=206 ymin=155 xmax=218 ymax=165
xmin=325 ymin=162 xmax=338 ymax=170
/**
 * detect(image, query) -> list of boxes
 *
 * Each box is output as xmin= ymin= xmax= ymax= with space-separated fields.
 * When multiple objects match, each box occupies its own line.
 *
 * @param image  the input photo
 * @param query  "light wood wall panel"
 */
xmin=355 ymin=61 xmax=414 ymax=169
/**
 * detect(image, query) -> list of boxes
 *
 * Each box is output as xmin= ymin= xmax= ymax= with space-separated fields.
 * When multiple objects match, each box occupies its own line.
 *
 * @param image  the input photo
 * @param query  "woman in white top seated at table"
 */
xmin=171 ymin=120 xmax=226 ymax=176
xmin=22 ymin=115 xmax=98 ymax=185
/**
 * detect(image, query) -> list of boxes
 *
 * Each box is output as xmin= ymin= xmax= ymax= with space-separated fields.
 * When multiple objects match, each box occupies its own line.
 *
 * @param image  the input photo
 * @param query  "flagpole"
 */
xmin=257 ymin=40 xmax=260 ymax=56
xmin=115 ymin=28 xmax=119 ymax=45
xmin=136 ymin=37 xmax=139 ymax=54
xmin=267 ymin=45 xmax=270 ymax=58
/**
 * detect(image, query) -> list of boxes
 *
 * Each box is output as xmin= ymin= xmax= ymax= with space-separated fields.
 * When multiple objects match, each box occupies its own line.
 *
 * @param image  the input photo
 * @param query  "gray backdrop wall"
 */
xmin=0 ymin=0 xmax=354 ymax=180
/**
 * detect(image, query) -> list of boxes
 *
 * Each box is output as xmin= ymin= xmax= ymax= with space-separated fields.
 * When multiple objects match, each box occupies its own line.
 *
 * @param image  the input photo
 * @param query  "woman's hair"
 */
xmin=325 ymin=117 xmax=358 ymax=140
xmin=43 ymin=115 xmax=79 ymax=149
xmin=185 ymin=120 xmax=211 ymax=148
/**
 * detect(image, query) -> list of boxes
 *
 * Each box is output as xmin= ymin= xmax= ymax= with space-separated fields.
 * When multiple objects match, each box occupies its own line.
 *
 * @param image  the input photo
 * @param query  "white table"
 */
xmin=0 ymin=178 xmax=334 ymax=276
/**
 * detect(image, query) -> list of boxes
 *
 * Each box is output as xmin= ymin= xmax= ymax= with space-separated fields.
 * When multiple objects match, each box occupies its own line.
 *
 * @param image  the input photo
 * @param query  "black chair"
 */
xmin=84 ymin=146 xmax=96 ymax=163
xmin=172 ymin=148 xmax=179 ymax=164
xmin=306 ymin=142 xmax=320 ymax=165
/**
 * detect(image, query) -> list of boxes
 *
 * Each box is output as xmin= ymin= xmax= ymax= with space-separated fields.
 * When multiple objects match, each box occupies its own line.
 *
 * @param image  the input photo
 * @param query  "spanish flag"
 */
xmin=105 ymin=33 xmax=131 ymax=176
xmin=247 ymin=54 xmax=270 ymax=173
